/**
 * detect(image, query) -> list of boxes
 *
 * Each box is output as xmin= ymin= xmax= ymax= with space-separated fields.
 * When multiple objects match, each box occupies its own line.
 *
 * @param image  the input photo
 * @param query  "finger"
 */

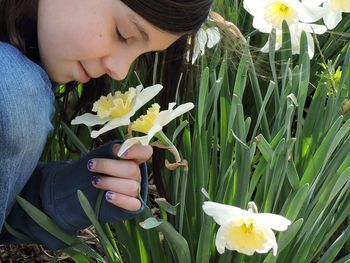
xmin=105 ymin=191 xmax=141 ymax=211
xmin=113 ymin=144 xmax=153 ymax=164
xmin=87 ymin=159 xmax=141 ymax=182
xmin=91 ymin=176 xmax=140 ymax=197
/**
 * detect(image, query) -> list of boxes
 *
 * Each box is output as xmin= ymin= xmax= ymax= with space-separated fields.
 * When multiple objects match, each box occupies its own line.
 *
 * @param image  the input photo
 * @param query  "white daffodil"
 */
xmin=118 ymin=102 xmax=194 ymax=156
xmin=188 ymin=26 xmax=221 ymax=64
xmin=261 ymin=21 xmax=327 ymax=58
xmin=71 ymin=84 xmax=163 ymax=138
xmin=203 ymin=201 xmax=291 ymax=256
xmin=244 ymin=0 xmax=327 ymax=58
xmin=304 ymin=0 xmax=350 ymax=29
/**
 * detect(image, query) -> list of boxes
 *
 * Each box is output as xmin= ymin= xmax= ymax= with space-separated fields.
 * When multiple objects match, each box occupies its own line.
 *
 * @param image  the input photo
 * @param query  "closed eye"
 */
xmin=116 ymin=28 xmax=127 ymax=43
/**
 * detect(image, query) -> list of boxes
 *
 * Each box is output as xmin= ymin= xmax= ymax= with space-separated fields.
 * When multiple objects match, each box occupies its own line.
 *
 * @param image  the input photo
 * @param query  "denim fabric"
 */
xmin=0 ymin=42 xmax=55 ymax=232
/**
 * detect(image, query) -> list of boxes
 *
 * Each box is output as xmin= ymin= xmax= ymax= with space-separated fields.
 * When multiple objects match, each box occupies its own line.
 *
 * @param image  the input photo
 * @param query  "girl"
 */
xmin=0 ymin=0 xmax=212 ymax=250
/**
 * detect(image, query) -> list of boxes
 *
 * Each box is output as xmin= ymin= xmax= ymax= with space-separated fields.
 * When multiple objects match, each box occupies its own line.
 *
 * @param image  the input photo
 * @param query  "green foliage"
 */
xmin=25 ymin=3 xmax=350 ymax=263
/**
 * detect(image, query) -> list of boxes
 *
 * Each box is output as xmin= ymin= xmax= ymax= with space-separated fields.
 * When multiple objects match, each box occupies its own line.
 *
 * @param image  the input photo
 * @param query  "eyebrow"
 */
xmin=127 ymin=14 xmax=150 ymax=42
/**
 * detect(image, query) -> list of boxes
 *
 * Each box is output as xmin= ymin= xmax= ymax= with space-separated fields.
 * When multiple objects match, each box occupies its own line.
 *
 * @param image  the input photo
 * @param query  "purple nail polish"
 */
xmin=87 ymin=159 xmax=96 ymax=170
xmin=106 ymin=191 xmax=114 ymax=201
xmin=91 ymin=175 xmax=100 ymax=185
xmin=121 ymin=149 xmax=128 ymax=157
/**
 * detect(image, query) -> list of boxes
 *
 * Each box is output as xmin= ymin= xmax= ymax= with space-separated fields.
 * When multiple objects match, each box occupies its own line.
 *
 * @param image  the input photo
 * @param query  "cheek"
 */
xmin=39 ymin=17 xmax=113 ymax=61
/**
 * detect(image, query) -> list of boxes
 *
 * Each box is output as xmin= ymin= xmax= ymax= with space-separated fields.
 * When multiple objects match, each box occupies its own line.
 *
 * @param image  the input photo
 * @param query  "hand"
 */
xmin=87 ymin=144 xmax=152 ymax=211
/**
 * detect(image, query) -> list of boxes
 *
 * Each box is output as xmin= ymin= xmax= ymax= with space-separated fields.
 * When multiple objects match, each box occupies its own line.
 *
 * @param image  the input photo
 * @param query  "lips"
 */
xmin=77 ymin=61 xmax=91 ymax=83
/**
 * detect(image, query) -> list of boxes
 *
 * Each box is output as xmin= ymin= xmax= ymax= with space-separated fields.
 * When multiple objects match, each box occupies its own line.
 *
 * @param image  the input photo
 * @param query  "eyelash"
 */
xmin=116 ymin=28 xmax=127 ymax=43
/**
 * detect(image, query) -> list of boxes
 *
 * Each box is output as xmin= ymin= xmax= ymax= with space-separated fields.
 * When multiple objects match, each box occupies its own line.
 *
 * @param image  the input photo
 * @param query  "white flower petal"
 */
xmin=255 ymin=227 xmax=277 ymax=256
xmin=302 ymin=0 xmax=325 ymax=7
xmin=117 ymin=136 xmax=146 ymax=156
xmin=167 ymin=102 xmax=194 ymax=124
xmin=299 ymin=23 xmax=327 ymax=34
xmin=191 ymin=39 xmax=202 ymax=64
xmin=71 ymin=113 xmax=108 ymax=126
xmin=202 ymin=201 xmax=249 ymax=225
xmin=215 ymin=226 xmax=227 ymax=254
xmin=206 ymin=27 xmax=221 ymax=48
xmin=155 ymin=102 xmax=194 ymax=127
xmin=90 ymin=115 xmax=131 ymax=138
xmin=252 ymin=16 xmax=273 ymax=33
xmin=254 ymin=213 xmax=291 ymax=231
xmin=323 ymin=9 xmax=342 ymax=29
xmin=296 ymin=2 xmax=325 ymax=22
xmin=147 ymin=124 xmax=163 ymax=142
xmin=197 ymin=28 xmax=208 ymax=55
xmin=133 ymin=84 xmax=163 ymax=112
xmin=306 ymin=32 xmax=315 ymax=59
xmin=243 ymin=0 xmax=264 ymax=17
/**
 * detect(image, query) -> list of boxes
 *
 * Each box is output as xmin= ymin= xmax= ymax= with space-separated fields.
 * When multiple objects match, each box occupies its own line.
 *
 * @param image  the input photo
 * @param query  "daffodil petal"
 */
xmin=206 ymin=27 xmax=221 ymax=48
xmin=90 ymin=115 xmax=131 ymax=138
xmin=295 ymin=1 xmax=324 ymax=22
xmin=323 ymin=9 xmax=342 ymax=30
xmin=202 ymin=201 xmax=249 ymax=225
xmin=300 ymin=23 xmax=327 ymax=34
xmin=133 ymin=84 xmax=163 ymax=112
xmin=243 ymin=0 xmax=264 ymax=17
xmin=197 ymin=28 xmax=208 ymax=56
xmin=306 ymin=32 xmax=315 ymax=59
xmin=252 ymin=16 xmax=273 ymax=33
xmin=71 ymin=113 xmax=108 ymax=126
xmin=147 ymin=124 xmax=163 ymax=143
xmin=191 ymin=41 xmax=201 ymax=64
xmin=170 ymin=102 xmax=195 ymax=121
xmin=254 ymin=213 xmax=291 ymax=231
xmin=302 ymin=0 xmax=324 ymax=7
xmin=154 ymin=102 xmax=193 ymax=127
xmin=255 ymin=227 xmax=277 ymax=256
xmin=117 ymin=136 xmax=144 ymax=156
xmin=215 ymin=225 xmax=227 ymax=254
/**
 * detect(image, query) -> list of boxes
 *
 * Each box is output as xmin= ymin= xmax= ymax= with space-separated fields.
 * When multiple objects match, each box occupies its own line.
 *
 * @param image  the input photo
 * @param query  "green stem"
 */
xmin=155 ymin=131 xmax=182 ymax=163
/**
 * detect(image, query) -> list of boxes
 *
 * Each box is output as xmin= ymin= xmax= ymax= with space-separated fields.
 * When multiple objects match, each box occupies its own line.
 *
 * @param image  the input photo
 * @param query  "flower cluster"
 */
xmin=71 ymin=84 xmax=194 ymax=163
xmin=243 ymin=0 xmax=350 ymax=58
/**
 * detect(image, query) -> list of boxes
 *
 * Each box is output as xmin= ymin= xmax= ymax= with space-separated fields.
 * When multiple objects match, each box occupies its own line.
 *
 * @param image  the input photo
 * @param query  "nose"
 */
xmin=102 ymin=50 xmax=137 ymax=80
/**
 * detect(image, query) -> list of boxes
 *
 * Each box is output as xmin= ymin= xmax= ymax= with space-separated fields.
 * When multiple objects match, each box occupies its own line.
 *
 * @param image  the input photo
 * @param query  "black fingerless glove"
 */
xmin=1 ymin=141 xmax=148 ymax=250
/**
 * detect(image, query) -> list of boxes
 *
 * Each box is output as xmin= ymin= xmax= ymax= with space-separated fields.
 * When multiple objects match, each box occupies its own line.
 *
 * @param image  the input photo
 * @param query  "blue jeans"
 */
xmin=0 ymin=42 xmax=148 ymax=250
xmin=0 ymin=42 xmax=55 ymax=228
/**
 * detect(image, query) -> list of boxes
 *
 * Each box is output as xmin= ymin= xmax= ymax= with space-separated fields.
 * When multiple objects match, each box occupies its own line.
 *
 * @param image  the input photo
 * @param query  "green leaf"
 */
xmin=140 ymin=217 xmax=163 ymax=229
xmin=61 ymin=121 xmax=89 ymax=155
xmin=318 ymin=224 xmax=350 ymax=263
xmin=155 ymin=198 xmax=178 ymax=215
xmin=77 ymin=190 xmax=122 ymax=263
xmin=16 ymin=195 xmax=104 ymax=262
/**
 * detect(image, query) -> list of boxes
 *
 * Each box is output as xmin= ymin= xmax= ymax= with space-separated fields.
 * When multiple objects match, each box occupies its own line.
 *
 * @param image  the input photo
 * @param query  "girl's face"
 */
xmin=37 ymin=0 xmax=181 ymax=84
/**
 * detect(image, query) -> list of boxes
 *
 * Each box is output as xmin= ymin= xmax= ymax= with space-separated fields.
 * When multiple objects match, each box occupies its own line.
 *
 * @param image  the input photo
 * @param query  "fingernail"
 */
xmin=121 ymin=149 xmax=128 ymax=157
xmin=91 ymin=175 xmax=100 ymax=185
xmin=87 ymin=159 xmax=96 ymax=170
xmin=106 ymin=191 xmax=114 ymax=201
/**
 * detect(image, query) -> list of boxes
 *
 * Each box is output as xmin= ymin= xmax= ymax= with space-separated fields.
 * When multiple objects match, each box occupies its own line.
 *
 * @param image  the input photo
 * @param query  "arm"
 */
xmin=1 ymin=141 xmax=151 ymax=250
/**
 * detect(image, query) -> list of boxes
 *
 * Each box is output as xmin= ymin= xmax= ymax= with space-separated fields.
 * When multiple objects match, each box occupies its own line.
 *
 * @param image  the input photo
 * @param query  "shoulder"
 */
xmin=0 ymin=41 xmax=51 ymax=88
xmin=0 ymin=41 xmax=54 ymax=101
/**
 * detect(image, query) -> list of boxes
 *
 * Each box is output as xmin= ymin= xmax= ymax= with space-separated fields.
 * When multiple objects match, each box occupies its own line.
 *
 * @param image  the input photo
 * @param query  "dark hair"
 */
xmin=0 ymin=0 xmax=212 ymax=197
xmin=121 ymin=0 xmax=211 ymax=33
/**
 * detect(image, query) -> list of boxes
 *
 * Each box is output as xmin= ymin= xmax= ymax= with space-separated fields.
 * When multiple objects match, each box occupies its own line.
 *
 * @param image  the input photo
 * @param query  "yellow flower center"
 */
xmin=131 ymin=103 xmax=160 ymax=134
xmin=330 ymin=0 xmax=350 ymax=12
xmin=92 ymin=88 xmax=137 ymax=119
xmin=264 ymin=1 xmax=297 ymax=27
xmin=225 ymin=218 xmax=266 ymax=251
